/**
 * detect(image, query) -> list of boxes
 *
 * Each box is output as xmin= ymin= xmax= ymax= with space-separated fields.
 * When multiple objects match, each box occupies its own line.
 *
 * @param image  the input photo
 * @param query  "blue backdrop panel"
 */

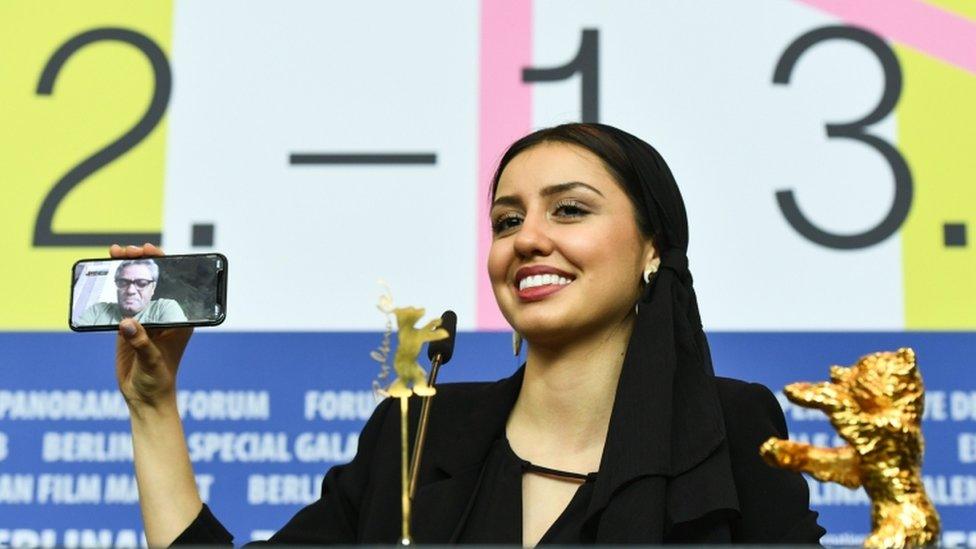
xmin=1 ymin=332 xmax=973 ymax=545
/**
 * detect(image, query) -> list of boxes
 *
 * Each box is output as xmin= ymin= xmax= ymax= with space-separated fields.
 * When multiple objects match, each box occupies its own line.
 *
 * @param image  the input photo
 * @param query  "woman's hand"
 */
xmin=112 ymin=244 xmax=193 ymax=412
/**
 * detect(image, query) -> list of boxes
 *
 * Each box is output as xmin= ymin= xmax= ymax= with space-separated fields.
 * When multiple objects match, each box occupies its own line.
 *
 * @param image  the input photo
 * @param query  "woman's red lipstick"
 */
xmin=514 ymin=266 xmax=575 ymax=302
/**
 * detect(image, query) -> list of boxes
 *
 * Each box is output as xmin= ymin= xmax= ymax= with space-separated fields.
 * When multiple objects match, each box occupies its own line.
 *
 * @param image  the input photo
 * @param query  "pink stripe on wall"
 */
xmin=477 ymin=0 xmax=532 ymax=329
xmin=797 ymin=0 xmax=976 ymax=74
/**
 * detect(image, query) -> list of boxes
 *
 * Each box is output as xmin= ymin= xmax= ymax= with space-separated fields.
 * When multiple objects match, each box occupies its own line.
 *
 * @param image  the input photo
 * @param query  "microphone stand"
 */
xmin=408 ymin=351 xmax=444 ymax=501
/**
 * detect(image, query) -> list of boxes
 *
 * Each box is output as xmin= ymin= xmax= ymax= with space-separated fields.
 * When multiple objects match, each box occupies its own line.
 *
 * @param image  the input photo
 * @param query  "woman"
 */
xmin=114 ymin=123 xmax=824 ymax=545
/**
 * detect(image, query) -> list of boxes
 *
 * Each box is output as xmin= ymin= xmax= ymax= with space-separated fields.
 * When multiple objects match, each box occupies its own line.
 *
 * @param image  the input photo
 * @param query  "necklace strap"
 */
xmin=521 ymin=461 xmax=595 ymax=481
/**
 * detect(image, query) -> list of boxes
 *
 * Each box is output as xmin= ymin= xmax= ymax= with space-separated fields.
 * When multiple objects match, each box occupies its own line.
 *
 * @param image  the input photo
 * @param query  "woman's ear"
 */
xmin=642 ymin=241 xmax=661 ymax=280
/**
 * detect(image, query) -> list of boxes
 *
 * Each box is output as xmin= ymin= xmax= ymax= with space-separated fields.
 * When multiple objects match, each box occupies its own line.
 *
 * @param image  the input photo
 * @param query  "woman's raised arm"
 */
xmin=112 ymin=244 xmax=202 ymax=547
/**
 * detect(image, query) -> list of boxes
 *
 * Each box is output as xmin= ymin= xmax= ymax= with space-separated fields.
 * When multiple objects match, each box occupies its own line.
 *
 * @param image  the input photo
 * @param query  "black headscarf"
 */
xmin=578 ymin=124 xmax=738 ymax=537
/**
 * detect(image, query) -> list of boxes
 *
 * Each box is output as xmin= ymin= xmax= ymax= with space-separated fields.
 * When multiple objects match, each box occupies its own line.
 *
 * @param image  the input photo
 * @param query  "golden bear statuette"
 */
xmin=385 ymin=306 xmax=448 ymax=398
xmin=370 ymin=285 xmax=449 ymax=399
xmin=760 ymin=348 xmax=940 ymax=548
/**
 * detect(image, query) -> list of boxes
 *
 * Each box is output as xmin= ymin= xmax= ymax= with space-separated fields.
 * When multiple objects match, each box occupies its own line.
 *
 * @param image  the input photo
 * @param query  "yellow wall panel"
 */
xmin=897 ymin=45 xmax=976 ymax=328
xmin=0 ymin=1 xmax=173 ymax=329
xmin=923 ymin=0 xmax=976 ymax=22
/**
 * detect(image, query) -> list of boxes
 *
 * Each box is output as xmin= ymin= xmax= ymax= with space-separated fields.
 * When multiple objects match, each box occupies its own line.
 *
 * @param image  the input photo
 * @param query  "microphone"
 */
xmin=409 ymin=310 xmax=457 ymax=500
xmin=427 ymin=310 xmax=457 ymax=364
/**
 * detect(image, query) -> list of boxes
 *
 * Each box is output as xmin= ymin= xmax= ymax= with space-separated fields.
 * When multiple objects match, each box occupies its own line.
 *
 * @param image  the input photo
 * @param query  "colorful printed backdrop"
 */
xmin=1 ymin=1 xmax=974 ymax=546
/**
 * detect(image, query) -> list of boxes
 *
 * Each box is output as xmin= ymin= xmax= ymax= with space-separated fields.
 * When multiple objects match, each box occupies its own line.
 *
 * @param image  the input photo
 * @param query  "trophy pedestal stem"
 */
xmin=399 ymin=396 xmax=412 ymax=545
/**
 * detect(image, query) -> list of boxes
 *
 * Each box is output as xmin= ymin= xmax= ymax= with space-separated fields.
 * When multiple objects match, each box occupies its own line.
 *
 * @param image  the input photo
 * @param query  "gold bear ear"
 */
xmin=829 ymin=365 xmax=849 ymax=382
xmin=897 ymin=347 xmax=917 ymax=365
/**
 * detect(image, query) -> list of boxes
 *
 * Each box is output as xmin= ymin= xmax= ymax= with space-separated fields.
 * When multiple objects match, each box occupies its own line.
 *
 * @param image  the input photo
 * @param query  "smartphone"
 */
xmin=70 ymin=253 xmax=227 ymax=332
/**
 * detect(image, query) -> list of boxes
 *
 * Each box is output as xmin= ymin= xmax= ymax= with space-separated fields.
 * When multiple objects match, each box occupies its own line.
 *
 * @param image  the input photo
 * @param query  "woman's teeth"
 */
xmin=518 ymin=274 xmax=572 ymax=291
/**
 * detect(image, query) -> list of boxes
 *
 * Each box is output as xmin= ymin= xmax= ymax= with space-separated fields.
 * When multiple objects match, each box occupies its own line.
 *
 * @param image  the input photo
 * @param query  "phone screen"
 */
xmin=69 ymin=254 xmax=227 ymax=331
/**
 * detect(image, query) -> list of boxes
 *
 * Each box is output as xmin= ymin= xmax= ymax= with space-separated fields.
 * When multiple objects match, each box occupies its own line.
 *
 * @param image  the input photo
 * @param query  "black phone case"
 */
xmin=68 ymin=253 xmax=228 ymax=332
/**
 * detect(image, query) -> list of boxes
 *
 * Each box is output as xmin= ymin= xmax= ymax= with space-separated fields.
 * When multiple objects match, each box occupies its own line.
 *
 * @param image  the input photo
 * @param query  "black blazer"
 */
xmin=177 ymin=368 xmax=824 ymax=544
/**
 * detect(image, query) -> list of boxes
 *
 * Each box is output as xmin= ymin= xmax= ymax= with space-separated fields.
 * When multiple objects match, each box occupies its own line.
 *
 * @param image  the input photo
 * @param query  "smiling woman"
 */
xmin=465 ymin=123 xmax=822 ymax=545
xmin=113 ymin=123 xmax=824 ymax=546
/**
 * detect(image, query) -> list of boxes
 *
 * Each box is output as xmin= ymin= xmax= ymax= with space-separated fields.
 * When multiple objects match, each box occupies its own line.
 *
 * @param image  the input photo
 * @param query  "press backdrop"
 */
xmin=2 ymin=1 xmax=975 ymax=546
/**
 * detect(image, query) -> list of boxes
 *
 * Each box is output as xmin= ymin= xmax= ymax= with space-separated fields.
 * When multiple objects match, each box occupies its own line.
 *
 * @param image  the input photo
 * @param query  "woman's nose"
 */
xmin=512 ymin=212 xmax=553 ymax=258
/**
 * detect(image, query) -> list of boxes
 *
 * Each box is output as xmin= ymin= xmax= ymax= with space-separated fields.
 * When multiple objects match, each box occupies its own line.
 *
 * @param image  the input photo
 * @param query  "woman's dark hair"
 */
xmin=490 ymin=123 xmax=659 ymax=247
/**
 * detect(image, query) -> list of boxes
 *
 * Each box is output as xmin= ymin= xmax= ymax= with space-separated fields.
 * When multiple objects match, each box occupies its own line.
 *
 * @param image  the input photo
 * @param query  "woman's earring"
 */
xmin=512 ymin=331 xmax=523 ymax=356
xmin=643 ymin=265 xmax=658 ymax=284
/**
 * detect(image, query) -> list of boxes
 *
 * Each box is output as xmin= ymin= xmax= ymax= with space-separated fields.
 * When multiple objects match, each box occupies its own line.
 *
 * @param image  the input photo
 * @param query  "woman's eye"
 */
xmin=553 ymin=201 xmax=588 ymax=218
xmin=492 ymin=213 xmax=523 ymax=234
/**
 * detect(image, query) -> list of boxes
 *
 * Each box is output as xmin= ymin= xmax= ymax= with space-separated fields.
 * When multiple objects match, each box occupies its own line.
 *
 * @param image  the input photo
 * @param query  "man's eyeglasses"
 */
xmin=115 ymin=278 xmax=155 ymax=290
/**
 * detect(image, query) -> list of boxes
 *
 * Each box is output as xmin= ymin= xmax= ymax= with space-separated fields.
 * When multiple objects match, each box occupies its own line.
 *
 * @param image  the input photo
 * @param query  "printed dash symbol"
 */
xmin=289 ymin=153 xmax=437 ymax=165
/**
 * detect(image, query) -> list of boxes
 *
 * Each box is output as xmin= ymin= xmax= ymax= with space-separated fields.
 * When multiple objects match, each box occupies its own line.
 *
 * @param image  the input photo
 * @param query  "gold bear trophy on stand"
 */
xmin=371 ymin=285 xmax=448 ymax=545
xmin=761 ymin=348 xmax=940 ymax=548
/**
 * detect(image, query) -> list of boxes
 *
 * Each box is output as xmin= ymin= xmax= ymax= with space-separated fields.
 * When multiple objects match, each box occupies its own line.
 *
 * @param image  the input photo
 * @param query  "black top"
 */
xmin=458 ymin=437 xmax=597 ymax=544
xmin=173 ymin=368 xmax=825 ymax=545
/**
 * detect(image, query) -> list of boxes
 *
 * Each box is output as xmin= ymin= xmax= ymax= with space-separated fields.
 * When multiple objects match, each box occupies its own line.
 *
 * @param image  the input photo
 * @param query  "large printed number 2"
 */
xmin=34 ymin=28 xmax=171 ymax=247
xmin=774 ymin=26 xmax=912 ymax=250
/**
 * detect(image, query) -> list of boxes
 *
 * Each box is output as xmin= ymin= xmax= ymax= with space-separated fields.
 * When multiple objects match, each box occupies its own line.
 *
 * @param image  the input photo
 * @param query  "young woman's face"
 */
xmin=488 ymin=142 xmax=657 ymax=345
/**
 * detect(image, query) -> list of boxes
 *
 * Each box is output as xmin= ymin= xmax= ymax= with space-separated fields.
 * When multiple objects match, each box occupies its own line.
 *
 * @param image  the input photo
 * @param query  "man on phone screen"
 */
xmin=77 ymin=259 xmax=188 ymax=326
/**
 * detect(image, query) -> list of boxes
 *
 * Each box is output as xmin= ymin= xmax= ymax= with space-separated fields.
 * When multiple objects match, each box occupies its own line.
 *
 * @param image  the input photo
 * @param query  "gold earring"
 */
xmin=512 ymin=331 xmax=523 ymax=356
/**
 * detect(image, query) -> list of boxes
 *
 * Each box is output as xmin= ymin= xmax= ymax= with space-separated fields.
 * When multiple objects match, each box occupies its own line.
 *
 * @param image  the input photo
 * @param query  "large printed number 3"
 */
xmin=774 ymin=26 xmax=912 ymax=250
xmin=34 ymin=28 xmax=171 ymax=247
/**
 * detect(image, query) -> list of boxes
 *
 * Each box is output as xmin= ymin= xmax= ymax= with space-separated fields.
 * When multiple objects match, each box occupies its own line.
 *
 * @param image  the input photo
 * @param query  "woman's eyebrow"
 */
xmin=540 ymin=181 xmax=604 ymax=197
xmin=491 ymin=181 xmax=604 ymax=209
xmin=491 ymin=195 xmax=521 ymax=209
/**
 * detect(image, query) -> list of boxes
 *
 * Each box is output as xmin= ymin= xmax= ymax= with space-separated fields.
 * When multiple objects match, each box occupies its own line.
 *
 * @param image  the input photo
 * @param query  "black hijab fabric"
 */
xmin=578 ymin=124 xmax=738 ymax=539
